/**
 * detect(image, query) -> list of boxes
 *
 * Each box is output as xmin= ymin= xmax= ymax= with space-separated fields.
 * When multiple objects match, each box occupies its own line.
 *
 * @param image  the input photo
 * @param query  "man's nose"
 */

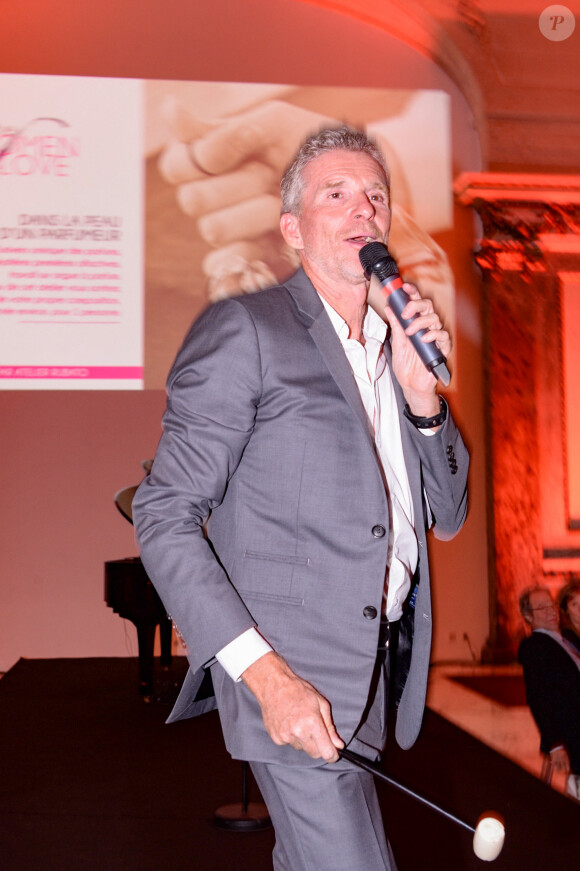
xmin=351 ymin=192 xmax=375 ymax=219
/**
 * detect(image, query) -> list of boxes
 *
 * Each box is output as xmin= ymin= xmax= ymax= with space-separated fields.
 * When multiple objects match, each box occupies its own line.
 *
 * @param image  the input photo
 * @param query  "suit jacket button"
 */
xmin=363 ymin=606 xmax=378 ymax=620
xmin=371 ymin=524 xmax=386 ymax=538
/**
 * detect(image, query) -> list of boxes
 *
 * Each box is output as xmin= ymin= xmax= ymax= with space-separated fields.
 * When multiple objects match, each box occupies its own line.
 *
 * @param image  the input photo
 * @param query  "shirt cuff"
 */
xmin=215 ymin=627 xmax=273 ymax=682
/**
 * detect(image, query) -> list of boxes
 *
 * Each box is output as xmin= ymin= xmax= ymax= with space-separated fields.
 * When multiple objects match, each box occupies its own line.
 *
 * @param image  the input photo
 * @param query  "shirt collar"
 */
xmin=319 ymin=296 xmax=387 ymax=344
xmin=534 ymin=628 xmax=562 ymax=641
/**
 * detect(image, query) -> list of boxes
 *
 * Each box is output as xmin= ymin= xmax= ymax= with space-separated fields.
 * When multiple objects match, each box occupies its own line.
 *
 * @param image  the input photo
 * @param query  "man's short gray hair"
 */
xmin=519 ymin=585 xmax=551 ymax=619
xmin=280 ymin=125 xmax=389 ymax=216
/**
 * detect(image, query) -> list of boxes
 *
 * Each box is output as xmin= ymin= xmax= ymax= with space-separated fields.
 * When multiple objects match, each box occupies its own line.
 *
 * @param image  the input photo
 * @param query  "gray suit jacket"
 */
xmin=132 ymin=268 xmax=469 ymax=765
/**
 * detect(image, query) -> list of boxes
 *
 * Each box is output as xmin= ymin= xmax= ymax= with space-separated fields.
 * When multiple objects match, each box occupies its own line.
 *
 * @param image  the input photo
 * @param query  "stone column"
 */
xmin=455 ymin=173 xmax=580 ymax=660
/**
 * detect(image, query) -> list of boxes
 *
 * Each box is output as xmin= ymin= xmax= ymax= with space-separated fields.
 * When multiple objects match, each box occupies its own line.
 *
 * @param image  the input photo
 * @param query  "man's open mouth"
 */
xmin=347 ymin=234 xmax=376 ymax=244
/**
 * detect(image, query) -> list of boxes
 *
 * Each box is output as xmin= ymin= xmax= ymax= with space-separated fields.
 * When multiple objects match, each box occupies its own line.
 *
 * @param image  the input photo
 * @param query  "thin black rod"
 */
xmin=241 ymin=760 xmax=249 ymax=813
xmin=339 ymin=748 xmax=474 ymax=834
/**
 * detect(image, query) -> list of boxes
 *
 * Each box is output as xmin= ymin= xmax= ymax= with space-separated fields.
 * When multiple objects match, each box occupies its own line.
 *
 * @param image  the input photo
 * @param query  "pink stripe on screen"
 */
xmin=0 ymin=366 xmax=143 ymax=379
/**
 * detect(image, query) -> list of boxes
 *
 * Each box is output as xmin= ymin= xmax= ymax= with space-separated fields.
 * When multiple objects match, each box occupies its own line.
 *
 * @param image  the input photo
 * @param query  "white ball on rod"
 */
xmin=472 ymin=815 xmax=505 ymax=861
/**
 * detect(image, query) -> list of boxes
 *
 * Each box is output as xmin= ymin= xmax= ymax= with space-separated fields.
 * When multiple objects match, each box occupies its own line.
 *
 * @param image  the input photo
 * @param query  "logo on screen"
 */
xmin=0 ymin=117 xmax=80 ymax=177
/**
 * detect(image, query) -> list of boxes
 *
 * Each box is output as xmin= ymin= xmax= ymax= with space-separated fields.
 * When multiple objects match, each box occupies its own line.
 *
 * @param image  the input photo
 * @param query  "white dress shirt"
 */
xmin=320 ymin=298 xmax=418 ymax=620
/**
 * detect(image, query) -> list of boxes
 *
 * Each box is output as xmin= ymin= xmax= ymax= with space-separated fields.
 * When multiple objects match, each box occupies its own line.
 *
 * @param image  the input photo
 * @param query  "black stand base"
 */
xmin=214 ymin=760 xmax=271 ymax=831
xmin=214 ymin=801 xmax=271 ymax=831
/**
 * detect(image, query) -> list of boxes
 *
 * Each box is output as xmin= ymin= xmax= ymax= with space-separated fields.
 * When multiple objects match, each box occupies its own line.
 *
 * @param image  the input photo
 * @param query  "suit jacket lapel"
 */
xmin=283 ymin=269 xmax=375 ymax=450
xmin=284 ymin=271 xmax=424 ymax=517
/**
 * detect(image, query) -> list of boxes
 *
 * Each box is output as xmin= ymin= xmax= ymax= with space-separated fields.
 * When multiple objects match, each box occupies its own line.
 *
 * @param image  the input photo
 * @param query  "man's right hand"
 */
xmin=241 ymin=651 xmax=344 ymax=762
xmin=550 ymin=746 xmax=570 ymax=775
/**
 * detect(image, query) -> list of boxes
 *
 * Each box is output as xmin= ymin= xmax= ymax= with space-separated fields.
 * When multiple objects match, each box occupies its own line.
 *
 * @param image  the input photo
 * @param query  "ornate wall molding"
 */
xmin=455 ymin=174 xmax=580 ymax=279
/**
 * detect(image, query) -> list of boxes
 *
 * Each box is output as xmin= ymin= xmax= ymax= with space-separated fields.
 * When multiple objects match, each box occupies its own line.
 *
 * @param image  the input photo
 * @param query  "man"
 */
xmin=133 ymin=126 xmax=469 ymax=870
xmin=518 ymin=586 xmax=580 ymax=799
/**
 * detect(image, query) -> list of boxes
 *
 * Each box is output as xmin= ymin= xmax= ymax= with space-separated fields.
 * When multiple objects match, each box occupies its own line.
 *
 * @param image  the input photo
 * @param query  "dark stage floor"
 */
xmin=0 ymin=657 xmax=577 ymax=870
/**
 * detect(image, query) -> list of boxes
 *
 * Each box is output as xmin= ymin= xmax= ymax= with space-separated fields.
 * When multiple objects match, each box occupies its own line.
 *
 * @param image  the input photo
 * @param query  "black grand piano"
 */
xmin=104 ymin=556 xmax=173 ymax=698
xmin=104 ymin=472 xmax=173 ymax=699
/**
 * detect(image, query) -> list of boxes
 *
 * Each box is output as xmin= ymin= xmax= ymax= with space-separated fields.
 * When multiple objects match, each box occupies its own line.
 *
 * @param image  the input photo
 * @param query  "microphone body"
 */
xmin=359 ymin=242 xmax=450 ymax=387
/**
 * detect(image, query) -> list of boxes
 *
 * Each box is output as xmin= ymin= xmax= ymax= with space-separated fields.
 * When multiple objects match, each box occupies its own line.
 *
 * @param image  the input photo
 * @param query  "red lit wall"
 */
xmin=0 ymin=0 xmax=489 ymax=671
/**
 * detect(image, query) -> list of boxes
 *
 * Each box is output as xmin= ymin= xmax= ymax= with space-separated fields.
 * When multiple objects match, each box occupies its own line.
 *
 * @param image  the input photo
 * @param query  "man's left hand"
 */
xmin=384 ymin=282 xmax=450 ymax=416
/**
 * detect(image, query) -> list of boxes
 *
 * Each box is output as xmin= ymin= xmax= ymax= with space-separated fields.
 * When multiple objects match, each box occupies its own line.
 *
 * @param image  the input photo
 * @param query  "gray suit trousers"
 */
xmin=250 ymin=645 xmax=397 ymax=871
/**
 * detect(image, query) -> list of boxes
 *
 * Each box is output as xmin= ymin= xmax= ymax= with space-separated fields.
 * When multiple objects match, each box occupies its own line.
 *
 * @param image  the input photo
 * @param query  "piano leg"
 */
xmin=159 ymin=616 xmax=173 ymax=669
xmin=135 ymin=623 xmax=157 ymax=699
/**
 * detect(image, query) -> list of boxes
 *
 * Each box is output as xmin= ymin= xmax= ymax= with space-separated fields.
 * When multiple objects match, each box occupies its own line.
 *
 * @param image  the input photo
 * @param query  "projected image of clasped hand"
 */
xmin=152 ymin=91 xmax=455 ymax=329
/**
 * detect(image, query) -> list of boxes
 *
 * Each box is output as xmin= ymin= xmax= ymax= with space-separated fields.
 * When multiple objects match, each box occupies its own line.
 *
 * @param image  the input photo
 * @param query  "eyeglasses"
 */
xmin=529 ymin=604 xmax=557 ymax=611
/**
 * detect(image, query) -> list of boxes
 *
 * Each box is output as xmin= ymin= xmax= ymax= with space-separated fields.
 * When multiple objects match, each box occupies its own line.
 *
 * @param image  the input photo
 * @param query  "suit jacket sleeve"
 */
xmin=132 ymin=298 xmax=264 ymax=673
xmin=401 ymin=411 xmax=468 ymax=543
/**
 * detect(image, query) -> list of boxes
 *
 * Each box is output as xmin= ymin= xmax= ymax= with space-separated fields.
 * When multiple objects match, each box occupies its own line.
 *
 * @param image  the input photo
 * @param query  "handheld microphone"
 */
xmin=359 ymin=241 xmax=451 ymax=386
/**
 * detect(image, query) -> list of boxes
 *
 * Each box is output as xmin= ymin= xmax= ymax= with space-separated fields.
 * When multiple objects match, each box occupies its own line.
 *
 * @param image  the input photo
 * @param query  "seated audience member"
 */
xmin=518 ymin=586 xmax=580 ymax=800
xmin=558 ymin=579 xmax=580 ymax=656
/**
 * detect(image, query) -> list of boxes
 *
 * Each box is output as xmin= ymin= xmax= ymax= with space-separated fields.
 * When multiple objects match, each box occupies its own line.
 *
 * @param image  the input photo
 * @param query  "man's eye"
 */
xmin=370 ymin=194 xmax=385 ymax=202
xmin=329 ymin=191 xmax=341 ymax=199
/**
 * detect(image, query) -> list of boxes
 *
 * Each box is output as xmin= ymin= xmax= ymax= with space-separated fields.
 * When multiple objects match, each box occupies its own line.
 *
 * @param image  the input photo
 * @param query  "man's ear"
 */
xmin=522 ymin=613 xmax=532 ymax=625
xmin=280 ymin=212 xmax=303 ymax=251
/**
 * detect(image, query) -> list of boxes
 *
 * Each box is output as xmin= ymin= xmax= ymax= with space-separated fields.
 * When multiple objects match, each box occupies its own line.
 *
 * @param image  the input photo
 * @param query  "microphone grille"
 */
xmin=359 ymin=241 xmax=397 ymax=278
